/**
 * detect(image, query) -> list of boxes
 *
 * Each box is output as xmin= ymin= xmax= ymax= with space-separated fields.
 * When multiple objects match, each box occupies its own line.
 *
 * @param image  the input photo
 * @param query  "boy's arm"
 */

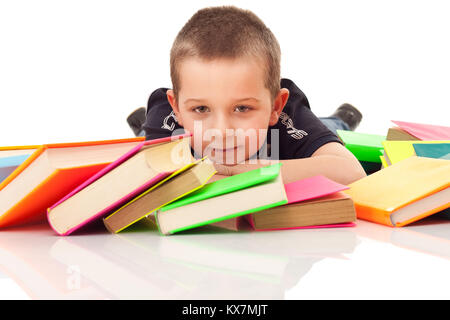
xmin=214 ymin=142 xmax=366 ymax=185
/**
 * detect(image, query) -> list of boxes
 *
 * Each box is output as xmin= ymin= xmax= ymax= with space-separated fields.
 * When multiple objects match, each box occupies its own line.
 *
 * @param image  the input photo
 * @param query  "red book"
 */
xmin=392 ymin=120 xmax=450 ymax=141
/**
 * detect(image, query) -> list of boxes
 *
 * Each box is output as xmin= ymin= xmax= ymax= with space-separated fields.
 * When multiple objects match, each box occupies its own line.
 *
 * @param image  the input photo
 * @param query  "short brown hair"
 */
xmin=170 ymin=6 xmax=281 ymax=103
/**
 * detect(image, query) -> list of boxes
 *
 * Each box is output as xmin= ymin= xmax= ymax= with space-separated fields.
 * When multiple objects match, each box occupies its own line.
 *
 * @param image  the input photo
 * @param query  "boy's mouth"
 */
xmin=211 ymin=145 xmax=240 ymax=153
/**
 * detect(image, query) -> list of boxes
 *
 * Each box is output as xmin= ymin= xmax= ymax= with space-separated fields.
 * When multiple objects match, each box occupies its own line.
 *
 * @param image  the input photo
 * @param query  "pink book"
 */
xmin=392 ymin=120 xmax=450 ymax=141
xmin=245 ymin=175 xmax=355 ymax=231
xmin=47 ymin=133 xmax=192 ymax=235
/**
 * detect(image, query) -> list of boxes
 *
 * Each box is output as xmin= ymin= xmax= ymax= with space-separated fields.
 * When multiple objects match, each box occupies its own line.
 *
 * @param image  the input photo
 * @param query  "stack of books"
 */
xmin=0 ymin=133 xmax=358 ymax=236
xmin=1 ymin=119 xmax=448 ymax=234
xmin=346 ymin=120 xmax=450 ymax=225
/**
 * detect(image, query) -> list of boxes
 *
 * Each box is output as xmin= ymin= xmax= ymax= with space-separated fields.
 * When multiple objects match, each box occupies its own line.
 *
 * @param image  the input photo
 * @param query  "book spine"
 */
xmin=353 ymin=203 xmax=394 ymax=227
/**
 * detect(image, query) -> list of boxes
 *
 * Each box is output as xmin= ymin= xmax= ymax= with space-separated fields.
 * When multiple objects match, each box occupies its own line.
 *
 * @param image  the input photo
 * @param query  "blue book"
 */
xmin=413 ymin=143 xmax=450 ymax=160
xmin=0 ymin=154 xmax=30 ymax=183
xmin=413 ymin=143 xmax=450 ymax=219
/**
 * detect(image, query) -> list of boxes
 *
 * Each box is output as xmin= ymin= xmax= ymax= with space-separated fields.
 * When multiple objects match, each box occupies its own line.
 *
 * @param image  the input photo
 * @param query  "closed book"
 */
xmin=382 ymin=140 xmax=450 ymax=166
xmin=0 ymin=137 xmax=144 ymax=228
xmin=336 ymin=130 xmax=385 ymax=163
xmin=247 ymin=192 xmax=356 ymax=231
xmin=47 ymin=133 xmax=193 ymax=236
xmin=155 ymin=163 xmax=288 ymax=235
xmin=344 ymin=156 xmax=450 ymax=227
xmin=386 ymin=126 xmax=420 ymax=141
xmin=0 ymin=145 xmax=40 ymax=158
xmin=391 ymin=120 xmax=450 ymax=141
xmin=246 ymin=175 xmax=356 ymax=230
xmin=103 ymin=157 xmax=217 ymax=233
xmin=413 ymin=143 xmax=450 ymax=160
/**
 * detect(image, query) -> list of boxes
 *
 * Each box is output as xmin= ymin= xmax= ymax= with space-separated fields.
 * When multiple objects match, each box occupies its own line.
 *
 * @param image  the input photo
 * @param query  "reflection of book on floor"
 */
xmin=390 ymin=218 xmax=450 ymax=260
xmin=158 ymin=236 xmax=291 ymax=284
xmin=50 ymin=237 xmax=186 ymax=299
xmin=0 ymin=224 xmax=103 ymax=299
xmin=109 ymin=226 xmax=286 ymax=299
xmin=355 ymin=218 xmax=450 ymax=261
xmin=216 ymin=228 xmax=359 ymax=260
xmin=0 ymin=137 xmax=144 ymax=228
xmin=345 ymin=156 xmax=450 ymax=227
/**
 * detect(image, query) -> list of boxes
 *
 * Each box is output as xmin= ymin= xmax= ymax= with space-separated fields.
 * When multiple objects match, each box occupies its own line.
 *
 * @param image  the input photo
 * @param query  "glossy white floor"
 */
xmin=1 ymin=217 xmax=449 ymax=300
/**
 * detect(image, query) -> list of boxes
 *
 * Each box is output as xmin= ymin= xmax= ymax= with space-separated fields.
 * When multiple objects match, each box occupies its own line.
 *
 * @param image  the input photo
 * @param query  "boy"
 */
xmin=128 ymin=6 xmax=366 ymax=185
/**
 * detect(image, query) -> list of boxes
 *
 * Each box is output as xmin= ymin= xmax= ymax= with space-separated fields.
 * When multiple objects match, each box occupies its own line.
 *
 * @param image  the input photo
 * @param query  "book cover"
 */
xmin=382 ymin=140 xmax=450 ymax=166
xmin=246 ymin=176 xmax=356 ymax=230
xmin=386 ymin=126 xmax=420 ymax=141
xmin=392 ymin=120 xmax=450 ymax=141
xmin=160 ymin=163 xmax=283 ymax=211
xmin=155 ymin=163 xmax=288 ymax=235
xmin=413 ymin=143 xmax=450 ymax=160
xmin=103 ymin=157 xmax=216 ymax=233
xmin=336 ymin=130 xmax=386 ymax=163
xmin=0 ymin=154 xmax=30 ymax=183
xmin=344 ymin=156 xmax=450 ymax=227
xmin=0 ymin=137 xmax=144 ymax=228
xmin=47 ymin=133 xmax=192 ymax=235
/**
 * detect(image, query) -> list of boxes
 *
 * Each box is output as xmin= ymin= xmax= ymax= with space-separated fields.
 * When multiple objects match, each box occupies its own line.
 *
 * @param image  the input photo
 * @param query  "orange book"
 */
xmin=344 ymin=156 xmax=450 ymax=227
xmin=0 ymin=145 xmax=41 ymax=154
xmin=0 ymin=137 xmax=144 ymax=228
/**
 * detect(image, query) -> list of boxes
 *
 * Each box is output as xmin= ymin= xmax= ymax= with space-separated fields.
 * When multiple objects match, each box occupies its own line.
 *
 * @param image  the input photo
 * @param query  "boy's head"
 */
xmin=166 ymin=6 xmax=289 ymax=164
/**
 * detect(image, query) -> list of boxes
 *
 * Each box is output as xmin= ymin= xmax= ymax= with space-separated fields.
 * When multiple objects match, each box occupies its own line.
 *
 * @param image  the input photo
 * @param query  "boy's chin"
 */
xmin=201 ymin=147 xmax=249 ymax=165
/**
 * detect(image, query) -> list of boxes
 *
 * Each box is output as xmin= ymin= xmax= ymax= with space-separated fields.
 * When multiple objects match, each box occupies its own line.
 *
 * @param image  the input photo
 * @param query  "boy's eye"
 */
xmin=193 ymin=106 xmax=210 ymax=113
xmin=234 ymin=105 xmax=251 ymax=113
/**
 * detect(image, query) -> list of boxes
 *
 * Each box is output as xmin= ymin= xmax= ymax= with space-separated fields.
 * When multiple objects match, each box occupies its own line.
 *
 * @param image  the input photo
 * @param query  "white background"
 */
xmin=1 ymin=0 xmax=450 ymax=299
xmin=1 ymin=0 xmax=449 ymax=147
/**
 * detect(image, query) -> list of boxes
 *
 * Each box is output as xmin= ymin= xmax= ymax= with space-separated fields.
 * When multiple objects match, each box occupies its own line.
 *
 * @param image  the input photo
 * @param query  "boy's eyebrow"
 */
xmin=183 ymin=97 xmax=260 ymax=104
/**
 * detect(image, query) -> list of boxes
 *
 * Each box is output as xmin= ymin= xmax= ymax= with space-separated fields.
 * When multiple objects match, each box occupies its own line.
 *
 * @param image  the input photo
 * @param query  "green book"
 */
xmin=155 ymin=163 xmax=288 ymax=235
xmin=359 ymin=160 xmax=382 ymax=175
xmin=336 ymin=130 xmax=386 ymax=163
xmin=413 ymin=143 xmax=450 ymax=160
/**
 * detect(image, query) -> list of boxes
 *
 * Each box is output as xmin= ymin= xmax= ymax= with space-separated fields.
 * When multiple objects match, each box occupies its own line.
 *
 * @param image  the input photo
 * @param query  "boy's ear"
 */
xmin=166 ymin=89 xmax=183 ymax=126
xmin=269 ymin=88 xmax=290 ymax=126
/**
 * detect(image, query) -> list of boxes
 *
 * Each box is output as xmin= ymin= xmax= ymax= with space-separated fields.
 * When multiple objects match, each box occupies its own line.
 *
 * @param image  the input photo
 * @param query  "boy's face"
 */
xmin=167 ymin=56 xmax=289 ymax=164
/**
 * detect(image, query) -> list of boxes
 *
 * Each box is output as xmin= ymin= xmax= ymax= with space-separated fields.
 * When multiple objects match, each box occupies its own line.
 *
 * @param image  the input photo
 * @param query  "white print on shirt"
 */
xmin=161 ymin=111 xmax=178 ymax=131
xmin=279 ymin=112 xmax=308 ymax=140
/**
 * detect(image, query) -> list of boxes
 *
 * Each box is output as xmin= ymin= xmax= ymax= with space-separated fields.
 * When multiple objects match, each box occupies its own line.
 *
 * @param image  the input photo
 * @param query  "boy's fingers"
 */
xmin=213 ymin=163 xmax=234 ymax=176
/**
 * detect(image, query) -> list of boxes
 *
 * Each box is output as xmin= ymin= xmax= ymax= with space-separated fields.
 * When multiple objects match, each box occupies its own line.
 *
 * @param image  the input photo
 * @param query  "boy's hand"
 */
xmin=213 ymin=163 xmax=235 ymax=176
xmin=213 ymin=159 xmax=279 ymax=176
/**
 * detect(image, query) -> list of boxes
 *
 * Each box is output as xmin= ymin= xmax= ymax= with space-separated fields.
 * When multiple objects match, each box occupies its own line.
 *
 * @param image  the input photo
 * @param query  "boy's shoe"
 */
xmin=331 ymin=103 xmax=362 ymax=131
xmin=127 ymin=107 xmax=146 ymax=136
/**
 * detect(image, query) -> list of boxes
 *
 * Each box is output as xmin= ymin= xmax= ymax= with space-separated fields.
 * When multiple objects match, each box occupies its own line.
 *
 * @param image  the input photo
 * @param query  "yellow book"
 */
xmin=103 ymin=157 xmax=217 ymax=233
xmin=344 ymin=156 xmax=450 ymax=227
xmin=382 ymin=140 xmax=450 ymax=166
xmin=380 ymin=155 xmax=388 ymax=169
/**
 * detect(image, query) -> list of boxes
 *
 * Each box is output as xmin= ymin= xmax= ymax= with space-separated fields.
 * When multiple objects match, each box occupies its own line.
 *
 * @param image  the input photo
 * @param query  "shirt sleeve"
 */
xmin=272 ymin=78 xmax=343 ymax=159
xmin=141 ymin=87 xmax=185 ymax=140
